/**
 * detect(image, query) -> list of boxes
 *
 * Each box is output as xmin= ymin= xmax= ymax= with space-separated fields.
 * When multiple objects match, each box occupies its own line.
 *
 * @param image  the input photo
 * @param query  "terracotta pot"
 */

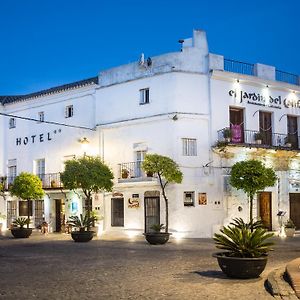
xmin=285 ymin=228 xmax=295 ymax=237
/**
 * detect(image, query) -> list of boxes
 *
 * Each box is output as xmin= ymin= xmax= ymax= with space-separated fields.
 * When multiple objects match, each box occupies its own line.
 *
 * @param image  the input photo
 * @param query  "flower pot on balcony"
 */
xmin=121 ymin=169 xmax=129 ymax=179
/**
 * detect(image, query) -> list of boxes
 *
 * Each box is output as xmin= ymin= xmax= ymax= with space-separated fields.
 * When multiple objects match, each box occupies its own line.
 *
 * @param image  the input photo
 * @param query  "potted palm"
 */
xmin=142 ymin=154 xmax=183 ymax=244
xmin=284 ymin=219 xmax=296 ymax=237
xmin=11 ymin=217 xmax=31 ymax=238
xmin=67 ymin=214 xmax=96 ymax=242
xmin=213 ymin=218 xmax=274 ymax=279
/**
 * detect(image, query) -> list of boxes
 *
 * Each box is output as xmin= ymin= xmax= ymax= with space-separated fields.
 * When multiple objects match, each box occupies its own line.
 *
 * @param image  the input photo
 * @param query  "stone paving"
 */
xmin=0 ymin=232 xmax=300 ymax=300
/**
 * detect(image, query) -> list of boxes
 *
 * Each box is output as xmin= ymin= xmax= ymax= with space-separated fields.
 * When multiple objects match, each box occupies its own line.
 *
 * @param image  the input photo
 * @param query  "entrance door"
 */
xmin=230 ymin=107 xmax=244 ymax=143
xmin=259 ymin=111 xmax=272 ymax=146
xmin=290 ymin=193 xmax=300 ymax=229
xmin=258 ymin=192 xmax=272 ymax=230
xmin=55 ymin=199 xmax=65 ymax=232
xmin=144 ymin=197 xmax=160 ymax=233
xmin=287 ymin=116 xmax=298 ymax=149
xmin=34 ymin=200 xmax=44 ymax=228
xmin=111 ymin=198 xmax=124 ymax=226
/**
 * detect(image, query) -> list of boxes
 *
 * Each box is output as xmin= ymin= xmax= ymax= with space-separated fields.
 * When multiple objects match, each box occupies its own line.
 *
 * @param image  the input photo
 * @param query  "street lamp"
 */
xmin=79 ymin=137 xmax=89 ymax=156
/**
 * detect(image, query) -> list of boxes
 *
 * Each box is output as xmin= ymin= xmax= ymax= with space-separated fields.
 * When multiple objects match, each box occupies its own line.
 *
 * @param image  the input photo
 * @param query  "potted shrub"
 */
xmin=254 ymin=132 xmax=263 ymax=144
xmin=143 ymin=224 xmax=171 ymax=245
xmin=142 ymin=154 xmax=183 ymax=244
xmin=223 ymin=128 xmax=232 ymax=142
xmin=213 ymin=218 xmax=274 ymax=279
xmin=284 ymin=135 xmax=292 ymax=148
xmin=121 ymin=168 xmax=129 ymax=179
xmin=67 ymin=214 xmax=96 ymax=242
xmin=284 ymin=219 xmax=296 ymax=237
xmin=60 ymin=156 xmax=114 ymax=242
xmin=11 ymin=217 xmax=32 ymax=238
xmin=10 ymin=172 xmax=45 ymax=238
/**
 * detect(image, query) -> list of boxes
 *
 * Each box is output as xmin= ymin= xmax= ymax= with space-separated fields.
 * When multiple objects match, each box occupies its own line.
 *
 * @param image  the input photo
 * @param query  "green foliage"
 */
xmin=68 ymin=214 xmax=96 ymax=232
xmin=13 ymin=217 xmax=30 ymax=229
xmin=284 ymin=219 xmax=295 ymax=228
xmin=213 ymin=219 xmax=274 ymax=258
xmin=223 ymin=128 xmax=232 ymax=138
xmin=230 ymin=218 xmax=265 ymax=230
xmin=150 ymin=224 xmax=165 ymax=232
xmin=142 ymin=154 xmax=183 ymax=233
xmin=60 ymin=156 xmax=114 ymax=197
xmin=10 ymin=172 xmax=44 ymax=200
xmin=230 ymin=160 xmax=277 ymax=221
xmin=142 ymin=154 xmax=183 ymax=184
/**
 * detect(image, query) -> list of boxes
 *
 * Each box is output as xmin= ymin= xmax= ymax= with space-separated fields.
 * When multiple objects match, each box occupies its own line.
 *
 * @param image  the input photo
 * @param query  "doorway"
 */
xmin=55 ymin=199 xmax=65 ymax=232
xmin=144 ymin=197 xmax=160 ymax=233
xmin=111 ymin=198 xmax=124 ymax=227
xmin=259 ymin=111 xmax=272 ymax=145
xmin=289 ymin=193 xmax=300 ymax=229
xmin=229 ymin=107 xmax=244 ymax=143
xmin=287 ymin=116 xmax=298 ymax=149
xmin=258 ymin=192 xmax=272 ymax=230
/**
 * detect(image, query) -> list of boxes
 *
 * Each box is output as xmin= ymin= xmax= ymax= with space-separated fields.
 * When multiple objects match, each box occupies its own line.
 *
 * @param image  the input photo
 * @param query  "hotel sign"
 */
xmin=228 ymin=89 xmax=300 ymax=109
xmin=16 ymin=129 xmax=62 ymax=146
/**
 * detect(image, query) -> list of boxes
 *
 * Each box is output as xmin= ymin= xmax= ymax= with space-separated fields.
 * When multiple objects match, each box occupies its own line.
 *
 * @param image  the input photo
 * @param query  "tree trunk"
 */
xmin=250 ymin=194 xmax=253 ymax=232
xmin=158 ymin=173 xmax=169 ymax=233
xmin=87 ymin=194 xmax=91 ymax=231
xmin=27 ymin=199 xmax=30 ymax=229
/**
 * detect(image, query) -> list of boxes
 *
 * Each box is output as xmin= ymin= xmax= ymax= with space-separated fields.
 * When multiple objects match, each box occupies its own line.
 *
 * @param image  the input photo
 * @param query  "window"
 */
xmin=35 ymin=159 xmax=45 ymax=182
xmin=19 ymin=200 xmax=33 ymax=216
xmin=38 ymin=111 xmax=44 ymax=122
xmin=8 ymin=159 xmax=17 ymax=185
xmin=139 ymin=88 xmax=150 ymax=105
xmin=182 ymin=138 xmax=197 ymax=156
xmin=65 ymin=105 xmax=74 ymax=118
xmin=9 ymin=118 xmax=16 ymax=129
xmin=184 ymin=191 xmax=195 ymax=206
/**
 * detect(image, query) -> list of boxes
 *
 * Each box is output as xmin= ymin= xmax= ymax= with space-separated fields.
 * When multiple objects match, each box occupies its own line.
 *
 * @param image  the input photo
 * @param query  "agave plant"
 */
xmin=67 ymin=214 xmax=96 ymax=232
xmin=150 ymin=224 xmax=165 ymax=233
xmin=230 ymin=217 xmax=265 ymax=230
xmin=13 ymin=217 xmax=30 ymax=229
xmin=214 ymin=219 xmax=274 ymax=258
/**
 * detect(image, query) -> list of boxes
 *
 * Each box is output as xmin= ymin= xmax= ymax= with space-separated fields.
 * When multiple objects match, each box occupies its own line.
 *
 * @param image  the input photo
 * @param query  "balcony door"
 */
xmin=229 ymin=107 xmax=244 ymax=143
xmin=287 ymin=116 xmax=298 ymax=149
xmin=259 ymin=111 xmax=272 ymax=145
xmin=135 ymin=151 xmax=146 ymax=178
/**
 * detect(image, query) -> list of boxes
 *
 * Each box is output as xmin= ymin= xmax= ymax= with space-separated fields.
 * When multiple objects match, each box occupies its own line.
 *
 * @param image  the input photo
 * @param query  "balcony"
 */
xmin=118 ymin=161 xmax=157 ymax=183
xmin=217 ymin=128 xmax=300 ymax=151
xmin=1 ymin=173 xmax=63 ymax=191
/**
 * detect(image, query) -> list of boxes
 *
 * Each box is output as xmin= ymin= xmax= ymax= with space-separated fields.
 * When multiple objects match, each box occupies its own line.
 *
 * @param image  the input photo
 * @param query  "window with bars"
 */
xmin=19 ymin=200 xmax=33 ymax=216
xmin=65 ymin=105 xmax=74 ymax=118
xmin=182 ymin=138 xmax=197 ymax=156
xmin=139 ymin=88 xmax=150 ymax=105
xmin=9 ymin=118 xmax=16 ymax=129
xmin=8 ymin=159 xmax=17 ymax=185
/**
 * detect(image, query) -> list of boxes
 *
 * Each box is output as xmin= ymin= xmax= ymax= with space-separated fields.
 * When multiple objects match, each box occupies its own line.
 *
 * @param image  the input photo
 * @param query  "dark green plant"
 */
xmin=254 ymin=132 xmax=263 ymax=140
xmin=284 ymin=219 xmax=295 ymax=228
xmin=213 ymin=221 xmax=274 ymax=258
xmin=150 ymin=224 xmax=165 ymax=232
xmin=214 ymin=141 xmax=228 ymax=153
xmin=230 ymin=160 xmax=277 ymax=223
xmin=10 ymin=172 xmax=44 ymax=228
xmin=61 ymin=156 xmax=114 ymax=230
xmin=13 ymin=217 xmax=30 ymax=229
xmin=142 ymin=154 xmax=183 ymax=233
xmin=223 ymin=128 xmax=232 ymax=139
xmin=67 ymin=214 xmax=96 ymax=232
xmin=230 ymin=218 xmax=265 ymax=230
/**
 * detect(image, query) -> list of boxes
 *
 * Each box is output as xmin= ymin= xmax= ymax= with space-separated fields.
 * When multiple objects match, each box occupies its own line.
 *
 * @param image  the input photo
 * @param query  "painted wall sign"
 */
xmin=128 ymin=198 xmax=140 ymax=208
xmin=16 ymin=129 xmax=62 ymax=146
xmin=198 ymin=193 xmax=207 ymax=205
xmin=228 ymin=89 xmax=300 ymax=109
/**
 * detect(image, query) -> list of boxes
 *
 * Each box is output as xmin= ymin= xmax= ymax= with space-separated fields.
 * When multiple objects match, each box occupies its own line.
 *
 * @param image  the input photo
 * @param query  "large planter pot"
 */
xmin=285 ymin=228 xmax=295 ymax=237
xmin=71 ymin=231 xmax=94 ymax=242
xmin=213 ymin=252 xmax=268 ymax=279
xmin=11 ymin=228 xmax=33 ymax=238
xmin=143 ymin=232 xmax=171 ymax=245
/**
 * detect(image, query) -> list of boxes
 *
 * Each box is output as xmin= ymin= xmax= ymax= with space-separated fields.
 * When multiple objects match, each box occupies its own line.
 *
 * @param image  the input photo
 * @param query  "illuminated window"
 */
xmin=182 ymin=138 xmax=197 ymax=156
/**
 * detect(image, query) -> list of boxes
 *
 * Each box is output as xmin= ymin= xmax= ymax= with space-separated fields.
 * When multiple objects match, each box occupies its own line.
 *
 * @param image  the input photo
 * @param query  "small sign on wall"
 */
xmin=128 ymin=198 xmax=140 ymax=208
xmin=198 ymin=193 xmax=207 ymax=205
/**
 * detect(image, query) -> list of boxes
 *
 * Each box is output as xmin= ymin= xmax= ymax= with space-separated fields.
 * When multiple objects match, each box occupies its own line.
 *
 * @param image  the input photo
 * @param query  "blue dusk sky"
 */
xmin=0 ymin=0 xmax=299 ymax=95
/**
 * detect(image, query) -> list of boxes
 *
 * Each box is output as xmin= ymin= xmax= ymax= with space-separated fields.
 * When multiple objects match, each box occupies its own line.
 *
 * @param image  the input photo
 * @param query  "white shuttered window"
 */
xmin=182 ymin=138 xmax=197 ymax=156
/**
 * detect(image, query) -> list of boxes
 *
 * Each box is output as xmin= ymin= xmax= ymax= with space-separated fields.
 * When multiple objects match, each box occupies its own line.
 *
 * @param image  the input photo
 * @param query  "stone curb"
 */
xmin=286 ymin=258 xmax=300 ymax=299
xmin=266 ymin=267 xmax=298 ymax=300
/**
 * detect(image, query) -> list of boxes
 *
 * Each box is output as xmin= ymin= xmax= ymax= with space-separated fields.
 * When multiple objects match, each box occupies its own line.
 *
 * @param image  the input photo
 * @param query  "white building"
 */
xmin=0 ymin=29 xmax=299 ymax=237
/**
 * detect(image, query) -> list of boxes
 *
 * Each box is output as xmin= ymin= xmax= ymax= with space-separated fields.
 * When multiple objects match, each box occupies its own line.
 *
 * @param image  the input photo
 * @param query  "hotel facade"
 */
xmin=0 ymin=30 xmax=300 ymax=237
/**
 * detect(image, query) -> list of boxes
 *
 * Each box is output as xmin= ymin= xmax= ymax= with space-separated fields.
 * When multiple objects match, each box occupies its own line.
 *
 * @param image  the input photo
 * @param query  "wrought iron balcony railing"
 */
xmin=0 ymin=173 xmax=63 ymax=190
xmin=118 ymin=161 xmax=155 ymax=180
xmin=217 ymin=128 xmax=300 ymax=150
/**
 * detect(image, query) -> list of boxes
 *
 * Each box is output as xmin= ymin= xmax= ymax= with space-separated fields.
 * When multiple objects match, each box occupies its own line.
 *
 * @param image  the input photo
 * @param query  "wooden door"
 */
xmin=111 ymin=198 xmax=124 ymax=227
xmin=287 ymin=116 xmax=298 ymax=149
xmin=258 ymin=192 xmax=272 ymax=230
xmin=144 ymin=197 xmax=160 ymax=233
xmin=290 ymin=193 xmax=300 ymax=229
xmin=230 ymin=107 xmax=244 ymax=143
xmin=259 ymin=111 xmax=272 ymax=146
